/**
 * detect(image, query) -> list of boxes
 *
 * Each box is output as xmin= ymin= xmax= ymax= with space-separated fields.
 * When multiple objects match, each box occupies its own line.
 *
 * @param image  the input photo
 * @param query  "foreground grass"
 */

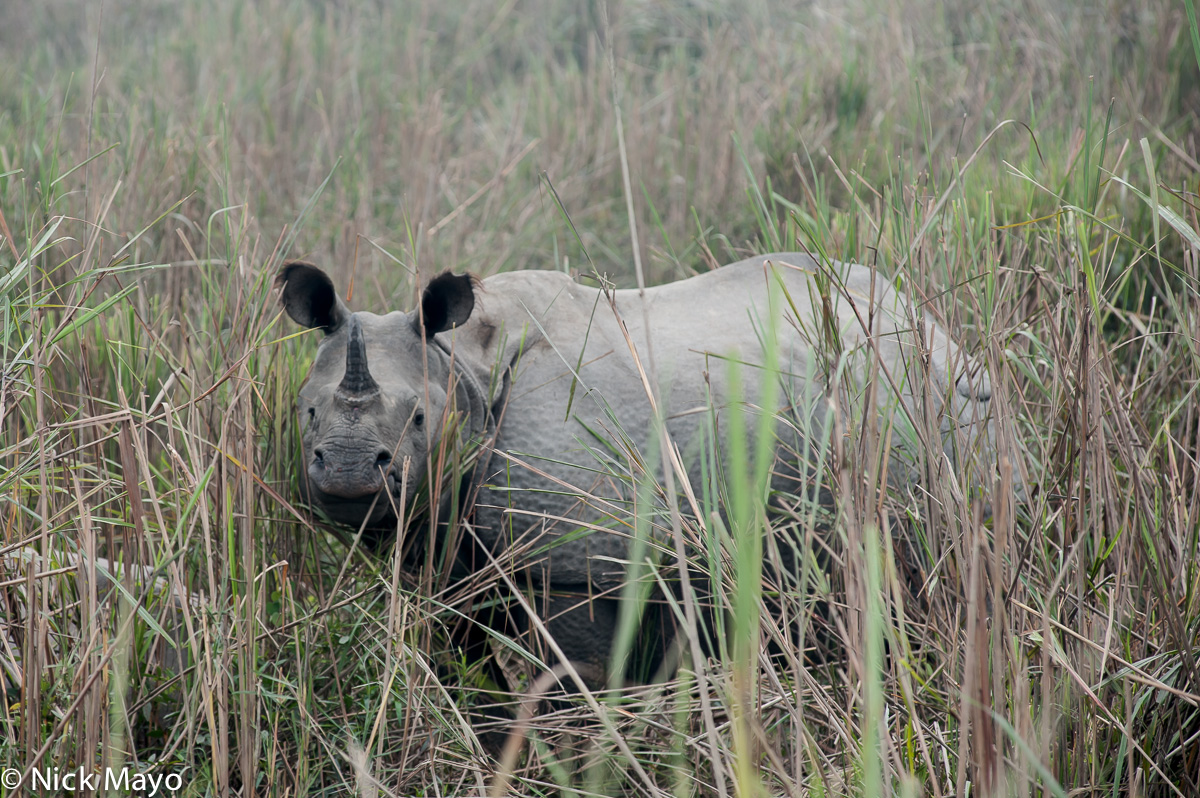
xmin=1 ymin=0 xmax=1199 ymax=795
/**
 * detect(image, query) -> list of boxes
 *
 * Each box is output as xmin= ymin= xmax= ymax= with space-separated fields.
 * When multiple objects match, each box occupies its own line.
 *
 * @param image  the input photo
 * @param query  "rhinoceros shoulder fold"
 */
xmin=442 ymin=269 xmax=579 ymax=375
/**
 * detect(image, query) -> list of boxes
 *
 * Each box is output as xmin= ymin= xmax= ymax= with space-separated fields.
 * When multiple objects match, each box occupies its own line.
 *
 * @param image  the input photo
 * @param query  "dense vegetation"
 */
xmin=1 ymin=0 xmax=1197 ymax=795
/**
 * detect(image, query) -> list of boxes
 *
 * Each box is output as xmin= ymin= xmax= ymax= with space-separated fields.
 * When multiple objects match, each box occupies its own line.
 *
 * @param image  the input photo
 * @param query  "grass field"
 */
xmin=1 ymin=0 xmax=1199 ymax=795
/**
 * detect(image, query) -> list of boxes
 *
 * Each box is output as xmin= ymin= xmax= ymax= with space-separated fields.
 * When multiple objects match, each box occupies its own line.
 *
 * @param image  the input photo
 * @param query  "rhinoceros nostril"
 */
xmin=313 ymin=448 xmax=326 ymax=468
xmin=375 ymin=450 xmax=392 ymax=468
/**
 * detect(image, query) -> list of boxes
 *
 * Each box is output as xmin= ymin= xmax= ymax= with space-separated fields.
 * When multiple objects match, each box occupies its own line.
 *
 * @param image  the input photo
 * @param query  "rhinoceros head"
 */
xmin=277 ymin=262 xmax=478 ymax=528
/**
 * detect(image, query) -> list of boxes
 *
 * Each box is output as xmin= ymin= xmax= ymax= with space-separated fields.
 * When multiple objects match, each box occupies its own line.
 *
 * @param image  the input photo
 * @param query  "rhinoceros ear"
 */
xmin=419 ymin=271 xmax=475 ymax=335
xmin=276 ymin=261 xmax=349 ymax=331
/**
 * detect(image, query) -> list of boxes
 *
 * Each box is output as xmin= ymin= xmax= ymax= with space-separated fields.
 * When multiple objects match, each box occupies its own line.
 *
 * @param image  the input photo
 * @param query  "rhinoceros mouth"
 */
xmin=301 ymin=454 xmax=419 ymax=528
xmin=384 ymin=469 xmax=406 ymax=502
xmin=309 ymin=491 xmax=394 ymax=527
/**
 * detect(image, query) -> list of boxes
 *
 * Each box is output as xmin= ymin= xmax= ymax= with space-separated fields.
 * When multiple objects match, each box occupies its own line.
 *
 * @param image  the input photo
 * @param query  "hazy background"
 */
xmin=0 ymin=0 xmax=1191 ymax=289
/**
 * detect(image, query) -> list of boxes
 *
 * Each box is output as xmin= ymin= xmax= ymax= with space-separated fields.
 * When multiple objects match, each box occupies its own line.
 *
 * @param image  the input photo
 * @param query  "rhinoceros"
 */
xmin=278 ymin=252 xmax=995 ymax=672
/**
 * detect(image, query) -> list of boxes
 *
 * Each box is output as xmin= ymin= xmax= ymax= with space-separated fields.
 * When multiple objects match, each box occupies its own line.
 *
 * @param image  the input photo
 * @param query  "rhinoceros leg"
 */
xmin=502 ymin=587 xmax=674 ymax=687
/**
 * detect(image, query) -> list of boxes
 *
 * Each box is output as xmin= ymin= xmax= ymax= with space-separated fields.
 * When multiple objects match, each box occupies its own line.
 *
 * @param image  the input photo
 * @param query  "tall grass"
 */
xmin=1 ymin=0 xmax=1198 ymax=795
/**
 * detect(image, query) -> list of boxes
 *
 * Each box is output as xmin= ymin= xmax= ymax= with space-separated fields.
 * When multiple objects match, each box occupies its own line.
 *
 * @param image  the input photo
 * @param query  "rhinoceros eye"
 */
xmin=413 ymin=409 xmax=425 ymax=428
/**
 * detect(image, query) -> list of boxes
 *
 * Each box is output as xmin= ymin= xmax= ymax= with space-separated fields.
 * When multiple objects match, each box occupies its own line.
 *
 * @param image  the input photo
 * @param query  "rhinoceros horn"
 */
xmin=336 ymin=316 xmax=380 ymax=400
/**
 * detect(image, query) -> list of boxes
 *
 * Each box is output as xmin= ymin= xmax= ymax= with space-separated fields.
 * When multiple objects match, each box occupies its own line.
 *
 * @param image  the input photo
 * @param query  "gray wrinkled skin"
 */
xmin=280 ymin=253 xmax=996 ymax=669
xmin=279 ymin=265 xmax=488 ymax=529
